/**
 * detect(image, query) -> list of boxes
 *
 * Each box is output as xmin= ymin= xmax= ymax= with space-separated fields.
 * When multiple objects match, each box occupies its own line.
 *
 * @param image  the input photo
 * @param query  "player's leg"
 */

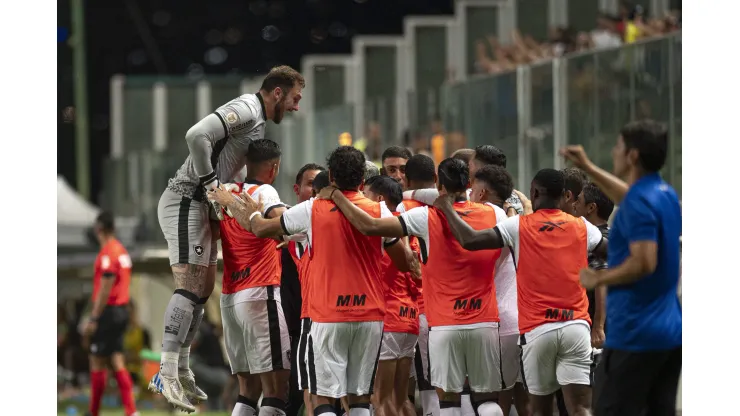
xmin=234 ymin=373 xmax=263 ymax=416
xmin=497 ymin=334 xmax=530 ymax=416
xmin=407 ymin=375 xmax=417 ymax=416
xmin=415 ymin=314 xmax=440 ymax=416
xmin=107 ymin=306 xmax=138 ymax=416
xmin=520 ymin=330 xmax=559 ymax=416
xmin=296 ymin=318 xmax=314 ymax=416
xmin=179 ymin=224 xmax=219 ymax=402
xmin=390 ymin=333 xmax=417 ymax=416
xmin=243 ymin=290 xmax=291 ymax=416
xmin=556 ymin=325 xmax=593 ymax=416
xmin=374 ymin=332 xmax=403 ymax=416
xmin=222 ymin=302 xmax=262 ymax=416
xmin=428 ymin=329 xmax=466 ymax=416
xmin=645 ymin=347 xmax=681 ymax=416
xmin=308 ymin=323 xmax=352 ymax=416
xmin=87 ymin=307 xmax=118 ymax=416
xmin=346 ymin=321 xmax=384 ymax=416
xmin=373 ymin=359 xmax=398 ymax=416
xmin=87 ymin=316 xmax=110 ymax=416
xmin=391 ymin=337 xmax=416 ymax=416
xmin=152 ymin=190 xmax=210 ymax=411
xmin=467 ymin=327 xmax=504 ymax=416
xmin=460 ymin=383 xmax=474 ymax=416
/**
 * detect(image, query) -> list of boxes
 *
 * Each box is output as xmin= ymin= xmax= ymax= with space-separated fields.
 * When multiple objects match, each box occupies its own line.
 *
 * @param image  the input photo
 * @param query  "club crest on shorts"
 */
xmin=225 ymin=112 xmax=238 ymax=124
xmin=194 ymin=245 xmax=204 ymax=256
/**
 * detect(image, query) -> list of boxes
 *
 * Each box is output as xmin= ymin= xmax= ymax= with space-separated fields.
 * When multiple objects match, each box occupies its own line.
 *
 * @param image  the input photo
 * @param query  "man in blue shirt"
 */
xmin=561 ymin=119 xmax=682 ymax=416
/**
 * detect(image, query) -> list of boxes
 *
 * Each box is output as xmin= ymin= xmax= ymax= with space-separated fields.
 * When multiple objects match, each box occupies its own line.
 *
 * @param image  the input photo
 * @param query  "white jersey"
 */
xmin=485 ymin=202 xmax=519 ymax=336
xmin=167 ymin=93 xmax=267 ymax=201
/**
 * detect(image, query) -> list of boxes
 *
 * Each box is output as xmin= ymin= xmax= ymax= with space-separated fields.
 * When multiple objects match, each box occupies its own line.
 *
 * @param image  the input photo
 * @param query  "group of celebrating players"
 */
xmin=141 ymin=65 xmax=678 ymax=416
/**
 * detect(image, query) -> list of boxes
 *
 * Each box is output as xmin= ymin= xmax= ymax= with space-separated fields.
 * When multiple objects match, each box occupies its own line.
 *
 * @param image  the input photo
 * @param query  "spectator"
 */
xmin=592 ymin=14 xmax=623 ymax=50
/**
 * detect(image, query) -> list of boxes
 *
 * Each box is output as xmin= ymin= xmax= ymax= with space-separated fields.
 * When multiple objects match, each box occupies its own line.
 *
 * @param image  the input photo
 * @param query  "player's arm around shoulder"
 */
xmin=319 ymin=186 xmax=405 ymax=237
xmin=433 ymin=194 xmax=505 ymax=251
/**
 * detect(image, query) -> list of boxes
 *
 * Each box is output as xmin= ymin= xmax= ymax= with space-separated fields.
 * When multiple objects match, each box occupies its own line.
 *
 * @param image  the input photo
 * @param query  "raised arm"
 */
xmin=433 ymin=195 xmax=505 ymax=251
xmin=329 ymin=189 xmax=405 ymax=237
xmin=560 ymin=145 xmax=629 ymax=204
xmin=185 ymin=114 xmax=228 ymax=189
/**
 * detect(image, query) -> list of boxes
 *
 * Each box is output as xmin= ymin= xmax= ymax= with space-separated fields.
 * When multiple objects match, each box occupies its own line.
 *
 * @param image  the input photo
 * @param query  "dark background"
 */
xmin=57 ymin=0 xmax=455 ymax=203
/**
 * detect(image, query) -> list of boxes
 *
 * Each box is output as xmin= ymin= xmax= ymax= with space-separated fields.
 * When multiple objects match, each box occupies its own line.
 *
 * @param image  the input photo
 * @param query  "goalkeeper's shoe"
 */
xmin=148 ymin=372 xmax=196 ymax=413
xmin=179 ymin=368 xmax=208 ymax=402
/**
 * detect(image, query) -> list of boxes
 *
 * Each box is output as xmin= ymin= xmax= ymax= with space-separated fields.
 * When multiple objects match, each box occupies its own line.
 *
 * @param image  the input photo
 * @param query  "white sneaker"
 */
xmin=179 ymin=368 xmax=209 ymax=402
xmin=148 ymin=372 xmax=196 ymax=413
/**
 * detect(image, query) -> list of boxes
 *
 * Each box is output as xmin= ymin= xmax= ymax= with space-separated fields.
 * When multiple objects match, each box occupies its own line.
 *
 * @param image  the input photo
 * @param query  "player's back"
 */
xmin=93 ymin=238 xmax=132 ymax=305
xmin=308 ymin=191 xmax=386 ymax=323
xmin=219 ymin=183 xmax=281 ymax=301
xmin=167 ymin=93 xmax=267 ymax=199
xmin=516 ymin=209 xmax=590 ymax=333
xmin=425 ymin=201 xmax=501 ymax=327
xmin=381 ymin=212 xmax=420 ymax=335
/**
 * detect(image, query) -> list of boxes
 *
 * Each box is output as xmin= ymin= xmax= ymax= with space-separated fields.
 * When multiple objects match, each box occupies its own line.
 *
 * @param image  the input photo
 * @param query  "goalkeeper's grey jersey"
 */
xmin=167 ymin=93 xmax=267 ymax=202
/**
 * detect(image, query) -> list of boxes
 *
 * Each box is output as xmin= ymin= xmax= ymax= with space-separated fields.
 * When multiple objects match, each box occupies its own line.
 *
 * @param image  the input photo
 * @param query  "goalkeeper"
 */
xmin=152 ymin=65 xmax=304 ymax=412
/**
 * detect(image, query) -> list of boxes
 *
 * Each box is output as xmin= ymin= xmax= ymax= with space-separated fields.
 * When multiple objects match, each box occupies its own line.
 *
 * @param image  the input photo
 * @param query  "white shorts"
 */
xmin=221 ymin=292 xmax=291 ymax=375
xmin=380 ymin=332 xmax=418 ymax=361
xmin=307 ymin=321 xmax=384 ymax=398
xmin=428 ymin=325 xmax=503 ymax=393
xmin=411 ymin=314 xmax=432 ymax=387
xmin=520 ymin=323 xmax=592 ymax=396
xmin=500 ymin=334 xmax=523 ymax=389
xmin=296 ymin=318 xmax=312 ymax=390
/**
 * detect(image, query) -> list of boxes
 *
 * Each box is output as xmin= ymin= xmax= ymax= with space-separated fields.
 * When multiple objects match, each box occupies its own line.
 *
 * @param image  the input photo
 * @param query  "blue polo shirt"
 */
xmin=605 ymin=173 xmax=682 ymax=351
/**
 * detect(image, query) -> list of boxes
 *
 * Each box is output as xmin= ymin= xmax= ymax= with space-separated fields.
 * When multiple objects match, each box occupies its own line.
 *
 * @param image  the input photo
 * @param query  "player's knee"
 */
xmin=475 ymin=401 xmax=504 ymax=416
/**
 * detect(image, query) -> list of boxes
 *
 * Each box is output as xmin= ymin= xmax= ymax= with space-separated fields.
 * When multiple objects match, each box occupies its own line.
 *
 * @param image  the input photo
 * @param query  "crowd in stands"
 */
xmin=475 ymin=3 xmax=681 ymax=75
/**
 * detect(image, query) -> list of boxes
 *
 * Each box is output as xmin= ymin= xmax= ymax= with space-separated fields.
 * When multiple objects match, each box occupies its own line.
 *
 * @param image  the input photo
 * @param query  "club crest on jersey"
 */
xmin=194 ymin=245 xmax=204 ymax=256
xmin=225 ymin=112 xmax=238 ymax=124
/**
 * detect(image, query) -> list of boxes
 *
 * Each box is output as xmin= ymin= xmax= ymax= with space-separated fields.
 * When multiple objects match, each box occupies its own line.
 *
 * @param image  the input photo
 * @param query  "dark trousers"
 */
xmin=286 ymin=332 xmax=304 ymax=416
xmin=594 ymin=347 xmax=682 ymax=416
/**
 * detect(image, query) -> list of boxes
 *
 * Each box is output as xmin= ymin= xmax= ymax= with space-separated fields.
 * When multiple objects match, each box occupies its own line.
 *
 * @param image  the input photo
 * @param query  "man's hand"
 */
xmin=84 ymin=320 xmax=97 ymax=338
xmin=580 ymin=268 xmax=601 ymax=290
xmin=513 ymin=189 xmax=533 ymax=215
xmin=237 ymin=190 xmax=264 ymax=216
xmin=207 ymin=184 xmax=240 ymax=220
xmin=316 ymin=185 xmax=338 ymax=200
xmin=560 ymin=145 xmax=593 ymax=171
xmin=409 ymin=255 xmax=422 ymax=280
xmin=432 ymin=193 xmax=454 ymax=211
xmin=591 ymin=326 xmax=606 ymax=348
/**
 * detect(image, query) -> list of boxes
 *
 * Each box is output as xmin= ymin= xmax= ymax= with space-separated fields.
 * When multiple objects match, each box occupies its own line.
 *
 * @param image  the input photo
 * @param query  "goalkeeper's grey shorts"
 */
xmin=157 ymin=188 xmax=219 ymax=267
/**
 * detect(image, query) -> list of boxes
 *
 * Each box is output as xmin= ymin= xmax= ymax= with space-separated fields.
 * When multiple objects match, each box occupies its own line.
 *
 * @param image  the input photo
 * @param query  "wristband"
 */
xmin=249 ymin=211 xmax=262 ymax=222
xmin=330 ymin=188 xmax=338 ymax=199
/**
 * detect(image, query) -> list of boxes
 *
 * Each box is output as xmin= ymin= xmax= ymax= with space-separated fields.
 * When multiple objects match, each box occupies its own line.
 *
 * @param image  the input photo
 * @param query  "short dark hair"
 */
xmin=474 ymin=145 xmax=507 ymax=168
xmin=532 ymin=168 xmax=565 ymax=200
xmin=405 ymin=154 xmax=436 ymax=184
xmin=246 ymin=139 xmax=281 ymax=164
xmin=381 ymin=146 xmax=412 ymax=162
xmin=582 ymin=182 xmax=615 ymax=221
xmin=437 ymin=158 xmax=469 ymax=194
xmin=620 ymin=120 xmax=668 ymax=173
xmin=95 ymin=211 xmax=115 ymax=233
xmin=451 ymin=148 xmax=475 ymax=165
xmin=562 ymin=167 xmax=588 ymax=199
xmin=474 ymin=165 xmax=514 ymax=202
xmin=312 ymin=170 xmax=330 ymax=192
xmin=295 ymin=163 xmax=325 ymax=185
xmin=366 ymin=175 xmax=403 ymax=208
xmin=328 ymin=146 xmax=366 ymax=190
xmin=260 ymin=65 xmax=306 ymax=93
